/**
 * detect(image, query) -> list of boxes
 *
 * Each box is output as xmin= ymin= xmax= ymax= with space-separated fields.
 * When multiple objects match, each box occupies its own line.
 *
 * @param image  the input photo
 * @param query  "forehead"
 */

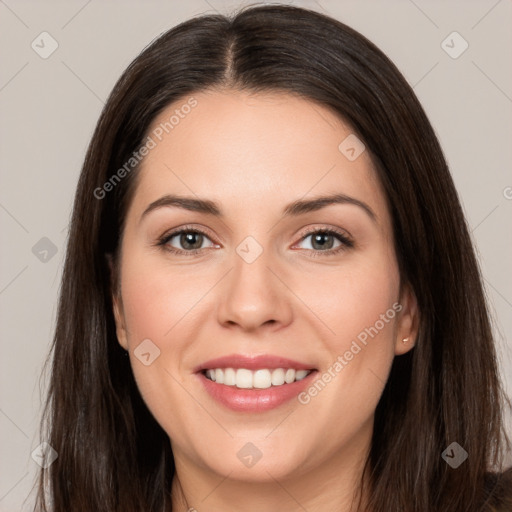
xmin=126 ymin=89 xmax=389 ymax=230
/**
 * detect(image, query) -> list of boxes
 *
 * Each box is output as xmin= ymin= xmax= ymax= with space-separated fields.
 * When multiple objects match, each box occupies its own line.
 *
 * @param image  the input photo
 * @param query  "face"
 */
xmin=112 ymin=89 xmax=418 ymax=488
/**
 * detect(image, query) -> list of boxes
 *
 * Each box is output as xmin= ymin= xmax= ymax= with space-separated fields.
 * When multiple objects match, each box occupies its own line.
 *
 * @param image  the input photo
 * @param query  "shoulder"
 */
xmin=483 ymin=468 xmax=512 ymax=511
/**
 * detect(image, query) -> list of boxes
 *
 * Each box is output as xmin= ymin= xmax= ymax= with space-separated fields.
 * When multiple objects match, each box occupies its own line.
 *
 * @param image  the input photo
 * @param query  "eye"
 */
xmin=294 ymin=227 xmax=354 ymax=257
xmin=156 ymin=225 xmax=354 ymax=257
xmin=157 ymin=226 xmax=217 ymax=255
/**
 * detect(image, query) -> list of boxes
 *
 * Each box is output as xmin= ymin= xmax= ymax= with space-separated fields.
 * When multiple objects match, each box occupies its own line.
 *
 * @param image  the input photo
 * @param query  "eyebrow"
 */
xmin=140 ymin=192 xmax=377 ymax=224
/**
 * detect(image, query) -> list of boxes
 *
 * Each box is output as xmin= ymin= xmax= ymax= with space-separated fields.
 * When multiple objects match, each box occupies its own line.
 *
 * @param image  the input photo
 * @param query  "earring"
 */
xmin=401 ymin=337 xmax=409 ymax=344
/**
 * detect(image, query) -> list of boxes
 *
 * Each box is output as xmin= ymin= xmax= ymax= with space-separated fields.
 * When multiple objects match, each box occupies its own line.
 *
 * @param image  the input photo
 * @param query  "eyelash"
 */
xmin=299 ymin=226 xmax=354 ymax=257
xmin=155 ymin=224 xmax=354 ymax=258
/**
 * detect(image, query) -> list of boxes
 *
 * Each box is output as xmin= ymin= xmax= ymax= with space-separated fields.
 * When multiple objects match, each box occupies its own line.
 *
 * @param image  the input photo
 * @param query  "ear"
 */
xmin=394 ymin=282 xmax=419 ymax=356
xmin=106 ymin=254 xmax=129 ymax=351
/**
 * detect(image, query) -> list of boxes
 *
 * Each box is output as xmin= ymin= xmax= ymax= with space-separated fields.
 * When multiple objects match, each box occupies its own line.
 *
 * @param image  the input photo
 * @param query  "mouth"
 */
xmin=194 ymin=354 xmax=318 ymax=412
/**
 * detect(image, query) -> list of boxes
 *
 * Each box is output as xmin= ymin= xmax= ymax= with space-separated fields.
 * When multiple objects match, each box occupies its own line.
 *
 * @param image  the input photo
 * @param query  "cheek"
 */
xmin=117 ymin=255 xmax=203 ymax=433
xmin=300 ymin=252 xmax=400 ymax=352
xmin=120 ymin=270 xmax=171 ymax=344
xmin=117 ymin=250 xmax=218 ymax=405
xmin=119 ymin=250 xmax=208 ymax=346
xmin=294 ymin=252 xmax=400 ymax=415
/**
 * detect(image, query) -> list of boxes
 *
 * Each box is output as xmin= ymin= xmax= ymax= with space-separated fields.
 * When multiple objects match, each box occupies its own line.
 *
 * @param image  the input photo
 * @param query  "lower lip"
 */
xmin=197 ymin=371 xmax=317 ymax=412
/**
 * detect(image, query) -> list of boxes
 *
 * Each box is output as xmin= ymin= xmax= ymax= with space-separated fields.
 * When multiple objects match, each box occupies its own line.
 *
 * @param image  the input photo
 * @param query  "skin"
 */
xmin=112 ymin=89 xmax=419 ymax=512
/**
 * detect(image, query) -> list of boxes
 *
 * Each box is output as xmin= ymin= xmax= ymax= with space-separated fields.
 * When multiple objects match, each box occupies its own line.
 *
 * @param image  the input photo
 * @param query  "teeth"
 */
xmin=253 ymin=369 xmax=272 ymax=389
xmin=285 ymin=368 xmax=296 ymax=384
xmin=204 ymin=368 xmax=312 ymax=389
xmin=223 ymin=368 xmax=236 ymax=386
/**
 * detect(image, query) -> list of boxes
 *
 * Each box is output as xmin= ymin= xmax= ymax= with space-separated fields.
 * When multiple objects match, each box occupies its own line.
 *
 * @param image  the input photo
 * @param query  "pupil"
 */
xmin=313 ymin=233 xmax=333 ymax=250
xmin=181 ymin=232 xmax=202 ymax=250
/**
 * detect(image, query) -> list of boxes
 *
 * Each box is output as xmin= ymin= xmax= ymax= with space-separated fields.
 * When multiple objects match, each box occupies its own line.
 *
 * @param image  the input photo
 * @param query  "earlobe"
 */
xmin=394 ymin=283 xmax=420 ymax=356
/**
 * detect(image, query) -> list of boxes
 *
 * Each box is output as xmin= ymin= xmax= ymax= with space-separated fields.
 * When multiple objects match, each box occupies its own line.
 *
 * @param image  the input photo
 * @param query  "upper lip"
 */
xmin=194 ymin=354 xmax=316 ymax=373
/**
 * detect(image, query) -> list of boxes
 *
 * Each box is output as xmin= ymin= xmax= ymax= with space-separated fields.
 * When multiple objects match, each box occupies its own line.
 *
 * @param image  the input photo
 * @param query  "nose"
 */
xmin=216 ymin=243 xmax=293 ymax=333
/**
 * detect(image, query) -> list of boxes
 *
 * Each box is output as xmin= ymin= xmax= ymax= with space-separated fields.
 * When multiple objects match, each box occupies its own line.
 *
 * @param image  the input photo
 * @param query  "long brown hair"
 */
xmin=34 ymin=4 xmax=511 ymax=511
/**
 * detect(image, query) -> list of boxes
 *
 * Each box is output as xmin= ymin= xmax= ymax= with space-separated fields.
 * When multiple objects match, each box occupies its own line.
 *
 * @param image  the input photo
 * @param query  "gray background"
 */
xmin=1 ymin=0 xmax=511 ymax=510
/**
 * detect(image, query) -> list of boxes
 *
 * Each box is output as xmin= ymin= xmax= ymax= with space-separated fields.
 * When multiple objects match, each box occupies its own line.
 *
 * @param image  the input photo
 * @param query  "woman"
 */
xmin=34 ymin=4 xmax=512 ymax=511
